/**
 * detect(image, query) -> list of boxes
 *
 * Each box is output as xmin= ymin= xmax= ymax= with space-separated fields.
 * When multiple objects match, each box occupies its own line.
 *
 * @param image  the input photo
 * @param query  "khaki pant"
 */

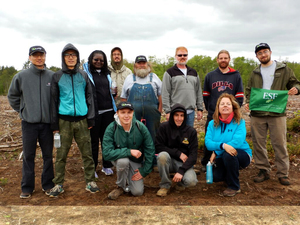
xmin=251 ymin=116 xmax=289 ymax=178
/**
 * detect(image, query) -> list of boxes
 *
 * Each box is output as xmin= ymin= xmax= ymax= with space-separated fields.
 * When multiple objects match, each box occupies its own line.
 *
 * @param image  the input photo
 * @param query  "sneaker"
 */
xmin=278 ymin=177 xmax=291 ymax=186
xmin=253 ymin=169 xmax=270 ymax=183
xmin=94 ymin=172 xmax=99 ymax=179
xmin=49 ymin=184 xmax=64 ymax=197
xmin=101 ymin=167 xmax=114 ymax=176
xmin=223 ymin=188 xmax=241 ymax=197
xmin=42 ymin=188 xmax=51 ymax=196
xmin=20 ymin=192 xmax=31 ymax=199
xmin=175 ymin=184 xmax=186 ymax=191
xmin=156 ymin=188 xmax=170 ymax=197
xmin=86 ymin=181 xmax=100 ymax=193
xmin=108 ymin=187 xmax=124 ymax=200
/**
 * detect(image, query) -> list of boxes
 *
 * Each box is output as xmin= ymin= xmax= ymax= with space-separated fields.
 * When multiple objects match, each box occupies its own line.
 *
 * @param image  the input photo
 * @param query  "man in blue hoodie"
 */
xmin=49 ymin=43 xmax=99 ymax=197
xmin=8 ymin=45 xmax=55 ymax=199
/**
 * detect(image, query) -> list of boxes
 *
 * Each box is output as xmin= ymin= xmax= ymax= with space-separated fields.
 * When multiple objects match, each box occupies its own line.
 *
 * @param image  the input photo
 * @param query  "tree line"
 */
xmin=1 ymin=56 xmax=300 ymax=95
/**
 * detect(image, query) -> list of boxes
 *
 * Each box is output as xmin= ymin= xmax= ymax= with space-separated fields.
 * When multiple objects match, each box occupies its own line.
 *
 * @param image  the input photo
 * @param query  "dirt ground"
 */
xmin=1 ymin=95 xmax=300 ymax=224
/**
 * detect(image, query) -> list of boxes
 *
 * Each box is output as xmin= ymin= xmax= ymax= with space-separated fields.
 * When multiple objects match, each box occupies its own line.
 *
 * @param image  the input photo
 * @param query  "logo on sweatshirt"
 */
xmin=212 ymin=81 xmax=233 ymax=92
xmin=182 ymin=138 xmax=189 ymax=145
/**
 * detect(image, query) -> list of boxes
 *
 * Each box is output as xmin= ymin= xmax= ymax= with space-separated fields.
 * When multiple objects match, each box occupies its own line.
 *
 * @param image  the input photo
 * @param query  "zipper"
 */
xmin=71 ymin=75 xmax=76 ymax=116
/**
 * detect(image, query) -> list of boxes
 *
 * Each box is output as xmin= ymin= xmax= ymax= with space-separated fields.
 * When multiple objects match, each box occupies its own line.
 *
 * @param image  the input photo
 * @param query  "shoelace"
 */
xmin=89 ymin=182 xmax=97 ymax=188
xmin=52 ymin=185 xmax=61 ymax=192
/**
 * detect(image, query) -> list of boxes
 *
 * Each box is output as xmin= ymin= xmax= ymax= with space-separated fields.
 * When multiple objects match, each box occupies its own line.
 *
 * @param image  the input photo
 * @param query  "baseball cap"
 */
xmin=255 ymin=43 xmax=271 ymax=54
xmin=29 ymin=46 xmax=46 ymax=55
xmin=117 ymin=101 xmax=134 ymax=111
xmin=135 ymin=55 xmax=147 ymax=63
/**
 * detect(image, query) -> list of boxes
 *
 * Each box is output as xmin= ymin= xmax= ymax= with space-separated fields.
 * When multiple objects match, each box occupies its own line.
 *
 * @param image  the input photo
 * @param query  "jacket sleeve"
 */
xmin=286 ymin=67 xmax=300 ymax=93
xmin=155 ymin=124 xmax=182 ymax=159
xmin=205 ymin=121 xmax=224 ymax=156
xmin=177 ymin=129 xmax=198 ymax=175
xmin=102 ymin=123 xmax=132 ymax=162
xmin=235 ymin=73 xmax=244 ymax=106
xmin=50 ymin=73 xmax=60 ymax=131
xmin=203 ymin=74 xmax=210 ymax=111
xmin=138 ymin=124 xmax=155 ymax=177
xmin=245 ymin=71 xmax=255 ymax=104
xmin=161 ymin=71 xmax=172 ymax=114
xmin=196 ymin=75 xmax=204 ymax=111
xmin=7 ymin=74 xmax=21 ymax=112
xmin=83 ymin=71 xmax=95 ymax=127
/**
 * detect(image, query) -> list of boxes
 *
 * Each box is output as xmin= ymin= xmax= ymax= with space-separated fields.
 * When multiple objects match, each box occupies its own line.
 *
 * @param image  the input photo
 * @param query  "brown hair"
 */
xmin=217 ymin=49 xmax=230 ymax=59
xmin=213 ymin=93 xmax=241 ymax=127
xmin=175 ymin=46 xmax=188 ymax=56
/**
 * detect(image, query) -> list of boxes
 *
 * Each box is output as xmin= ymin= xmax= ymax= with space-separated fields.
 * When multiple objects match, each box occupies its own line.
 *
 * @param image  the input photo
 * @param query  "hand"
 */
xmin=244 ymin=103 xmax=250 ymax=112
xmin=210 ymin=152 xmax=216 ymax=163
xmin=197 ymin=111 xmax=203 ymax=121
xmin=288 ymin=87 xmax=299 ymax=95
xmin=166 ymin=113 xmax=170 ymax=121
xmin=53 ymin=130 xmax=59 ymax=133
xmin=130 ymin=149 xmax=142 ymax=159
xmin=88 ymin=127 xmax=92 ymax=130
xmin=172 ymin=172 xmax=183 ymax=183
xmin=179 ymin=153 xmax=188 ymax=163
xmin=224 ymin=143 xmax=238 ymax=156
xmin=131 ymin=169 xmax=143 ymax=181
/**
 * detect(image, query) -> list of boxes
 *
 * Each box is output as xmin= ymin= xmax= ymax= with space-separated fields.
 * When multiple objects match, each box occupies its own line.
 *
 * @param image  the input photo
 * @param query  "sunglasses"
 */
xmin=93 ymin=59 xmax=104 ymax=62
xmin=177 ymin=54 xmax=188 ymax=57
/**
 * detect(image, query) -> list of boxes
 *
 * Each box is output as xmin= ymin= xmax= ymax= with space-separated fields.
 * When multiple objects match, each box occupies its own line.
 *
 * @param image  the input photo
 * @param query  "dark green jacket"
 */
xmin=245 ymin=61 xmax=300 ymax=117
xmin=102 ymin=116 xmax=155 ymax=177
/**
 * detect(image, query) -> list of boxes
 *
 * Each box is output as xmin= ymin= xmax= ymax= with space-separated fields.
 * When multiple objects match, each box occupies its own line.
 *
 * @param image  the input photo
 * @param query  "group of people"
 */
xmin=7 ymin=43 xmax=300 ymax=200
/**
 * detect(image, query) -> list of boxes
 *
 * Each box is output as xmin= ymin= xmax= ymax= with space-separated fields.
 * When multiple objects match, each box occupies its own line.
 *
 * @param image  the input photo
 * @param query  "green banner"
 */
xmin=249 ymin=88 xmax=288 ymax=113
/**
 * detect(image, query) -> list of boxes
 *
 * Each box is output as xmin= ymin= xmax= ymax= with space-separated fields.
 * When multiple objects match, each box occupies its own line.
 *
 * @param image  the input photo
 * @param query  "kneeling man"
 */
xmin=102 ymin=102 xmax=155 ymax=199
xmin=155 ymin=103 xmax=198 ymax=197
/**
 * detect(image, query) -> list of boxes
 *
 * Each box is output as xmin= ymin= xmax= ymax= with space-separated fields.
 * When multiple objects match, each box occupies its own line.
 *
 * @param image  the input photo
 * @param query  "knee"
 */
xmin=131 ymin=188 xmax=144 ymax=197
xmin=116 ymin=158 xmax=130 ymax=170
xmin=157 ymin=152 xmax=170 ymax=165
xmin=183 ymin=174 xmax=198 ymax=187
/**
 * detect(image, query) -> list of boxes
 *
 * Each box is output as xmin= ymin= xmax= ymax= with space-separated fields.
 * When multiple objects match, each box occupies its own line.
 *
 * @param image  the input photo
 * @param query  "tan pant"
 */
xmin=251 ymin=116 xmax=289 ymax=178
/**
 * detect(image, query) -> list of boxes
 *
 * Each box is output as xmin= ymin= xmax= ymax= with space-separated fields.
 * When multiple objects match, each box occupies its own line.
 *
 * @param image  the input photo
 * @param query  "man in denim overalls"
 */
xmin=121 ymin=55 xmax=162 ymax=142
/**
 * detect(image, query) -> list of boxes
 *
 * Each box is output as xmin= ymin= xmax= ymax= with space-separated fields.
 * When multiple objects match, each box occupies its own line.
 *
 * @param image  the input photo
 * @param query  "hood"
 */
xmin=114 ymin=112 xmax=137 ymax=132
xmin=169 ymin=103 xmax=187 ymax=129
xmin=61 ymin=43 xmax=80 ymax=74
xmin=110 ymin=47 xmax=123 ymax=70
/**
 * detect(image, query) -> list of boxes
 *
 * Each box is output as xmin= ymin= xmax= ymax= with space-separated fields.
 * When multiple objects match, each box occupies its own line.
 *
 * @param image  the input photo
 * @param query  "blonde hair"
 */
xmin=175 ymin=46 xmax=188 ymax=56
xmin=213 ymin=93 xmax=241 ymax=127
xmin=217 ymin=50 xmax=230 ymax=59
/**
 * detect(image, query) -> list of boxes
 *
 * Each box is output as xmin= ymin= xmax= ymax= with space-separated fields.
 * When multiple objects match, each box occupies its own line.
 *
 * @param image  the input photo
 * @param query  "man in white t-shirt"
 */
xmin=121 ymin=55 xmax=162 ymax=141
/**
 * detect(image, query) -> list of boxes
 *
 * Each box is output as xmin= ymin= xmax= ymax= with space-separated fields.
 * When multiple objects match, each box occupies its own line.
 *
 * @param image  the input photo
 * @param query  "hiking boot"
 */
xmin=86 ymin=181 xmax=100 ymax=193
xmin=253 ymin=169 xmax=270 ymax=183
xmin=278 ymin=177 xmax=291 ymax=186
xmin=108 ymin=187 xmax=124 ymax=200
xmin=156 ymin=188 xmax=170 ymax=197
xmin=175 ymin=184 xmax=186 ymax=191
xmin=223 ymin=188 xmax=241 ymax=197
xmin=49 ymin=184 xmax=64 ymax=197
xmin=101 ymin=167 xmax=114 ymax=176
xmin=20 ymin=192 xmax=31 ymax=199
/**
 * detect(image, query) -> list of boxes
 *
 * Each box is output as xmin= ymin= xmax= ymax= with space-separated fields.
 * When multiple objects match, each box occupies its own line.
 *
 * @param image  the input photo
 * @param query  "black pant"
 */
xmin=201 ymin=116 xmax=213 ymax=166
xmin=21 ymin=121 xmax=54 ymax=193
xmin=90 ymin=110 xmax=114 ymax=169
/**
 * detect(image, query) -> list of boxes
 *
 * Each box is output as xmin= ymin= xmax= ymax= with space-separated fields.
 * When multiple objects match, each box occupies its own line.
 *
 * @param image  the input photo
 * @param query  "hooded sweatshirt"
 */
xmin=50 ymin=43 xmax=95 ymax=130
xmin=155 ymin=103 xmax=198 ymax=175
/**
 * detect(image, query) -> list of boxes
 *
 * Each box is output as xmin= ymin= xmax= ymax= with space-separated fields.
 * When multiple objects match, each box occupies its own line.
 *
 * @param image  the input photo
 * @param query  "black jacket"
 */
xmin=155 ymin=103 xmax=198 ymax=175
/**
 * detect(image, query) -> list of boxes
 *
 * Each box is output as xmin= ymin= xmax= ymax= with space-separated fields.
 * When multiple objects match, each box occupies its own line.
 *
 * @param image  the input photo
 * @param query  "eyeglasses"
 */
xmin=64 ymin=53 xmax=77 ymax=57
xmin=256 ymin=50 xmax=269 ymax=56
xmin=177 ymin=54 xmax=188 ymax=57
xmin=93 ymin=59 xmax=104 ymax=62
xmin=113 ymin=53 xmax=121 ymax=56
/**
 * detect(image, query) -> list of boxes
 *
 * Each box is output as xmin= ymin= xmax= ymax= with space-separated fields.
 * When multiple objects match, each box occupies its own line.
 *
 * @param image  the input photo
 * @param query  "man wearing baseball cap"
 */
xmin=245 ymin=43 xmax=300 ymax=186
xmin=8 ymin=46 xmax=55 ymax=198
xmin=102 ymin=101 xmax=155 ymax=200
xmin=120 ymin=55 xmax=162 ymax=142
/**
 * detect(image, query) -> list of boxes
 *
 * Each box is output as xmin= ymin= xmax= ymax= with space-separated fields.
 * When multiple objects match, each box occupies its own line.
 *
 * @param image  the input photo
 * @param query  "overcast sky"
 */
xmin=1 ymin=0 xmax=300 ymax=70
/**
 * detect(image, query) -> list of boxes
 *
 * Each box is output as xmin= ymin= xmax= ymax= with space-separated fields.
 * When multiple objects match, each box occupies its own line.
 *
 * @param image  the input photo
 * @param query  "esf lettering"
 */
xmin=263 ymin=92 xmax=278 ymax=100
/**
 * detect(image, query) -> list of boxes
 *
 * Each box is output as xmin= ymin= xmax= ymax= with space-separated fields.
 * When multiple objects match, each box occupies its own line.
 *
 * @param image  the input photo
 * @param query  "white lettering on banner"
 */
xmin=263 ymin=92 xmax=278 ymax=100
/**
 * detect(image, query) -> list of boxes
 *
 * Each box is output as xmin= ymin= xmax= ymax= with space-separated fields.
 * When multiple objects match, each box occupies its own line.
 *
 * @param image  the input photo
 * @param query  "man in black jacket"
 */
xmin=155 ymin=104 xmax=198 ymax=197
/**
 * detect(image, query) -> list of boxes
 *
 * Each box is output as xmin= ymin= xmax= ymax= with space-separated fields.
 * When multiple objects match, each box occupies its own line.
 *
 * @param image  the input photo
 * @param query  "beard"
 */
xmin=259 ymin=56 xmax=271 ymax=65
xmin=218 ymin=61 xmax=229 ymax=69
xmin=135 ymin=67 xmax=151 ymax=78
xmin=176 ymin=59 xmax=187 ymax=66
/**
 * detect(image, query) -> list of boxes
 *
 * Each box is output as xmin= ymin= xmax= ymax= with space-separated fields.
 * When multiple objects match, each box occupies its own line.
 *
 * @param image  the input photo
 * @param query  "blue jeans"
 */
xmin=213 ymin=150 xmax=251 ymax=190
xmin=186 ymin=110 xmax=195 ymax=127
xmin=21 ymin=121 xmax=54 ymax=193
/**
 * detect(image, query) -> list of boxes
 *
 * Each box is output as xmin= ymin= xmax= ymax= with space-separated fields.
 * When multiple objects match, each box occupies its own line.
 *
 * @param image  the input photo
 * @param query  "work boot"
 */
xmin=156 ymin=188 xmax=170 ymax=197
xmin=253 ymin=169 xmax=270 ymax=183
xmin=108 ymin=187 xmax=124 ymax=200
xmin=223 ymin=188 xmax=241 ymax=197
xmin=278 ymin=177 xmax=291 ymax=186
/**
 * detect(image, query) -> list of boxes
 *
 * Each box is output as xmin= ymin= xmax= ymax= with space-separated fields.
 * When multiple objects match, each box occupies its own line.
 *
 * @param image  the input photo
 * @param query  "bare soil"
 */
xmin=1 ymin=95 xmax=300 ymax=224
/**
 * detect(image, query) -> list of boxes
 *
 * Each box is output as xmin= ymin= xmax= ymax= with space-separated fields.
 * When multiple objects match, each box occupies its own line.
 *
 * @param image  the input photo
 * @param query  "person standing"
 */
xmin=121 ymin=55 xmax=162 ymax=142
xmin=245 ymin=43 xmax=300 ymax=186
xmin=155 ymin=104 xmax=198 ymax=197
xmin=162 ymin=46 xmax=203 ymax=127
xmin=49 ymin=43 xmax=99 ymax=197
xmin=108 ymin=47 xmax=132 ymax=104
xmin=8 ymin=45 xmax=54 ymax=198
xmin=83 ymin=50 xmax=116 ymax=177
xmin=201 ymin=50 xmax=244 ymax=170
